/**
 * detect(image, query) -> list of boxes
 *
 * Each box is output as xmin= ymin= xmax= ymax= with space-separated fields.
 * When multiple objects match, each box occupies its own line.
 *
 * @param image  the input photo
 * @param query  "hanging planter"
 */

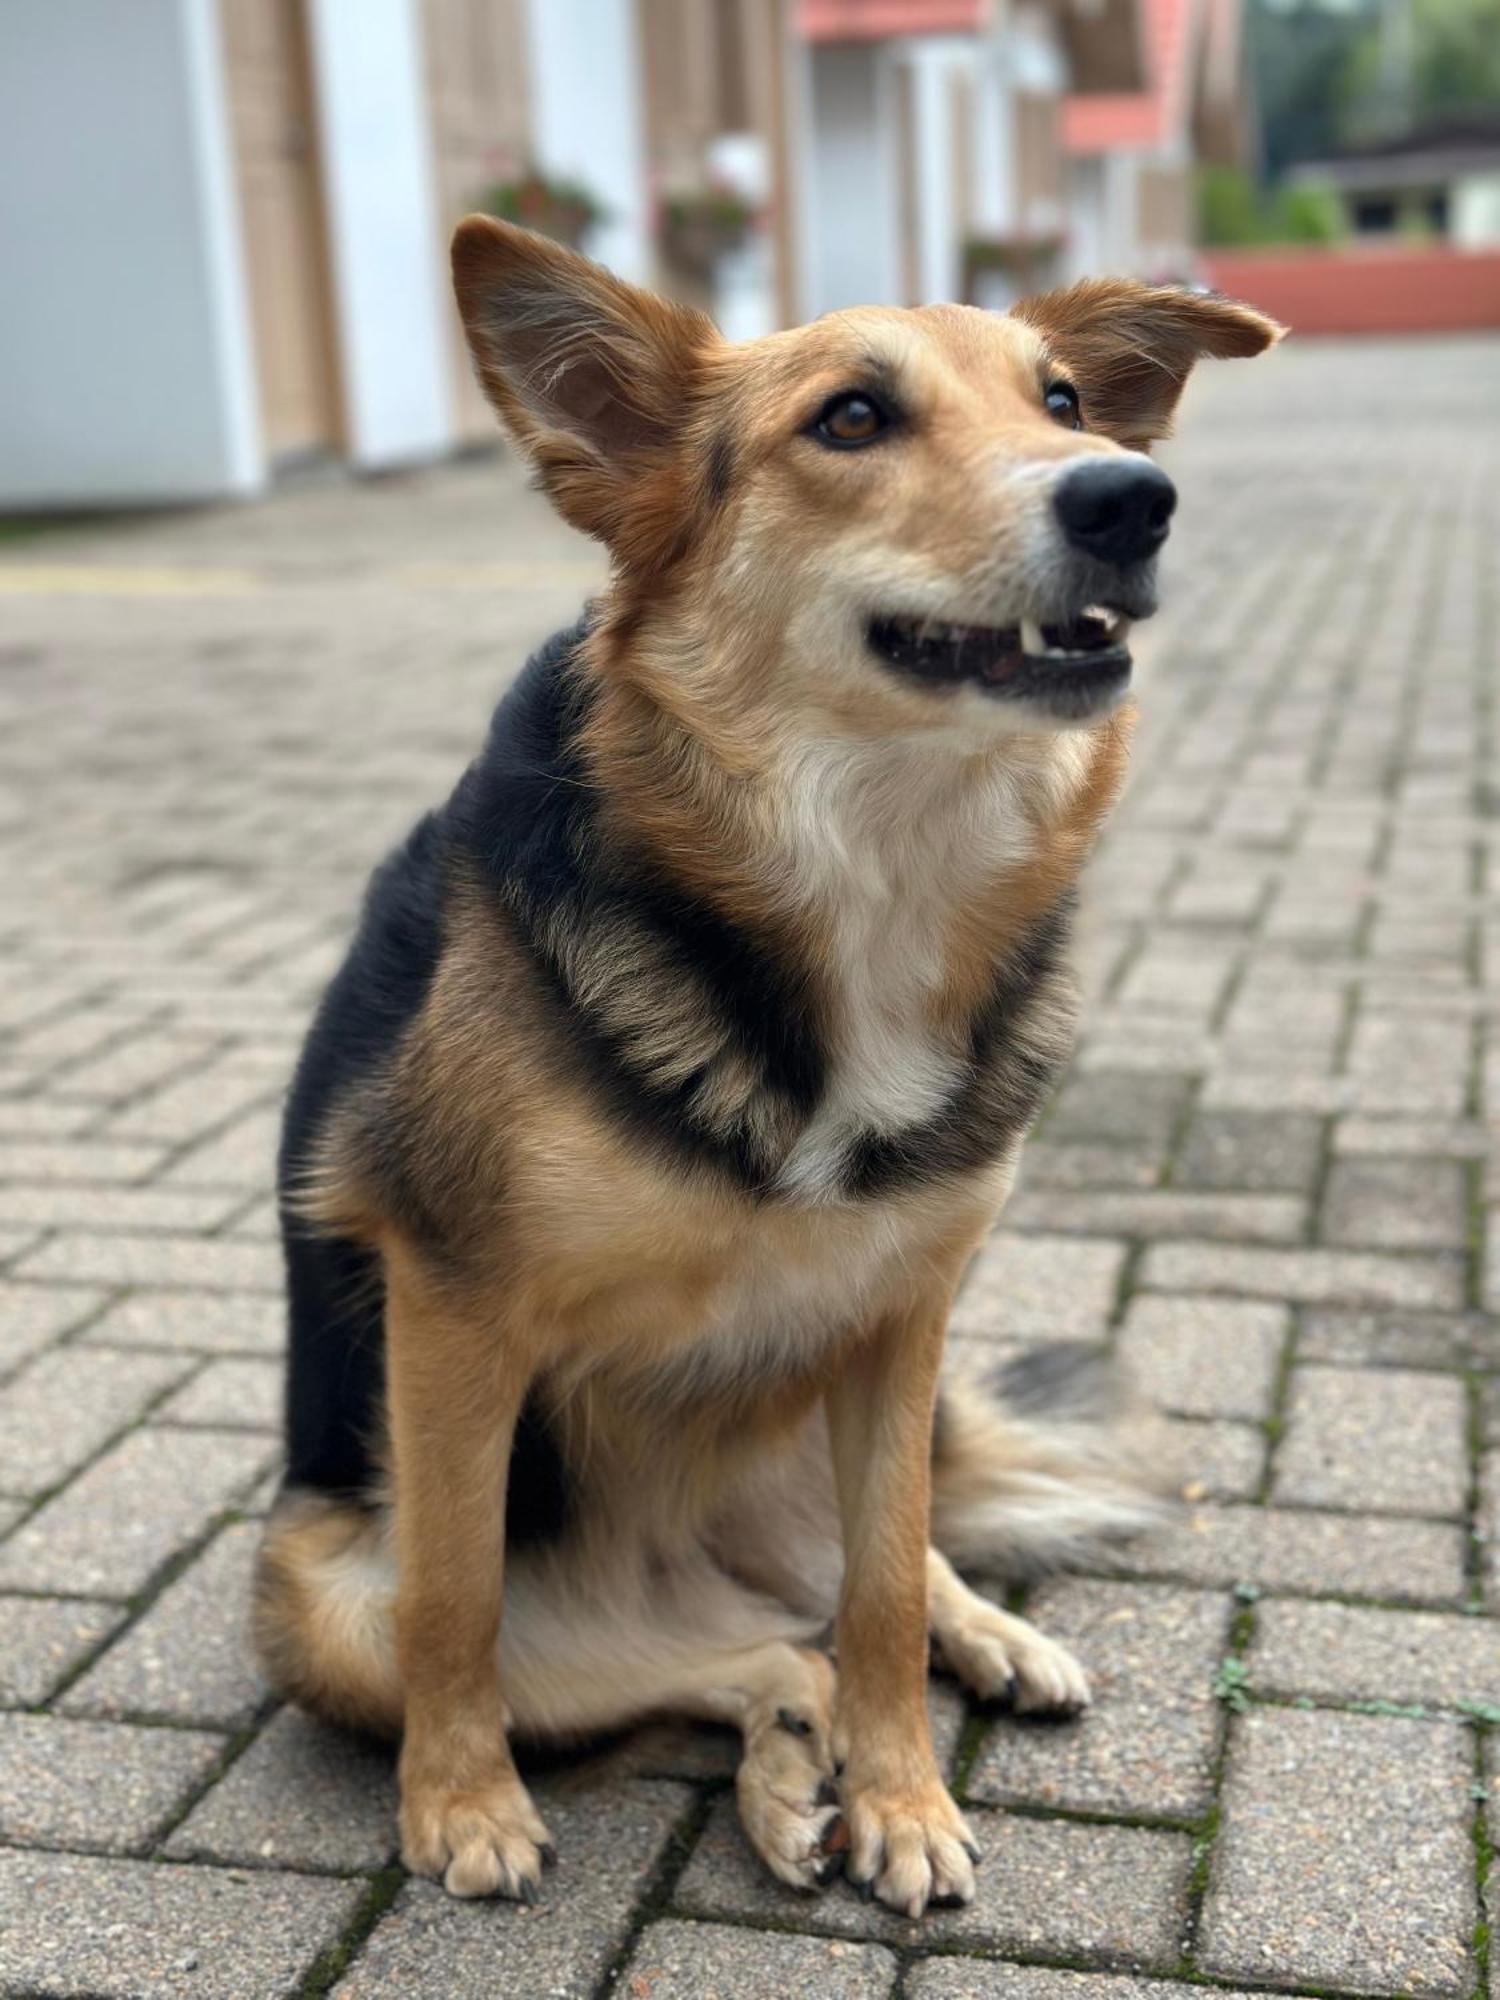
xmin=474 ymin=166 xmax=606 ymax=251
xmin=659 ymin=184 xmax=760 ymax=281
xmin=962 ymin=232 xmax=1068 ymax=302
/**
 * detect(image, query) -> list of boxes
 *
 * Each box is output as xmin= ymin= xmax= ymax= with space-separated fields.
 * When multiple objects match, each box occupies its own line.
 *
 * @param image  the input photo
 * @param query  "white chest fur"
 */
xmin=773 ymin=732 xmax=1048 ymax=1202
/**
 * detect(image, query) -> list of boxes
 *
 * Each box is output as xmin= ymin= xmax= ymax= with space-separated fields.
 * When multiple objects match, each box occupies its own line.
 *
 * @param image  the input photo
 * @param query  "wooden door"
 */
xmin=421 ymin=0 xmax=530 ymax=442
xmin=221 ymin=0 xmax=341 ymax=458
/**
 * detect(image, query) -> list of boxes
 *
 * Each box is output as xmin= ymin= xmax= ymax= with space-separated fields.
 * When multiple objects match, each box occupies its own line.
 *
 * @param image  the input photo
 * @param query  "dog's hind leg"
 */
xmin=927 ymin=1547 xmax=1089 ymax=1716
xmin=500 ymin=1554 xmax=843 ymax=1892
xmin=676 ymin=1641 xmax=844 ymax=1892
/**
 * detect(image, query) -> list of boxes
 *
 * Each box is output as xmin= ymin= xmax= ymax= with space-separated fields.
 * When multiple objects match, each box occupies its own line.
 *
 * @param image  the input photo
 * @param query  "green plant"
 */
xmin=657 ymin=182 xmax=760 ymax=276
xmin=1211 ymin=1655 xmax=1252 ymax=1712
xmin=1198 ymin=164 xmax=1345 ymax=248
xmin=474 ymin=165 xmax=605 ymax=247
xmin=1270 ymin=180 xmax=1343 ymax=242
xmin=1199 ymin=163 xmax=1269 ymax=246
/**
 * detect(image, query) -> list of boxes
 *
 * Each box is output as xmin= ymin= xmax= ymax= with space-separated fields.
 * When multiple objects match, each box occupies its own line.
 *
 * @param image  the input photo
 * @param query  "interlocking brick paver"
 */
xmin=0 ymin=1848 xmax=361 ymax=1997
xmin=1115 ymin=1294 xmax=1286 ymax=1419
xmin=81 ymin=1287 xmax=284 ymax=1354
xmin=0 ymin=1280 xmax=107 ymax=1373
xmin=675 ymin=1800 xmax=1192 ymax=1968
xmin=1199 ymin=1707 xmax=1476 ymax=1995
xmin=1042 ymin=1073 xmax=1194 ymax=1149
xmin=14 ymin=1230 xmax=282 ymax=1290
xmin=162 ymin=1104 xmax=282 ymax=1187
xmin=61 ymin=1521 xmax=271 ymax=1726
xmin=0 ymin=1427 xmax=272 ymax=1596
xmin=0 ymin=1346 xmax=191 ymax=1495
xmin=1015 ymin=1142 xmax=1161 ymax=1190
xmin=968 ymin=1581 xmax=1230 ymax=1820
xmin=1273 ymin=1364 xmax=1470 ymax=1516
xmin=951 ymin=1232 xmax=1125 ymax=1340
xmin=1003 ymin=1188 xmax=1305 ymax=1243
xmin=156 ymin=1355 xmax=283 ymax=1429
xmin=0 ymin=1596 xmax=124 ymax=1706
xmin=907 ymin=1971 xmax=1261 ymax=2000
xmin=1140 ymin=1240 xmax=1466 ymax=1309
xmin=0 ymin=1138 xmax=168 ymax=1181
xmin=1159 ymin=1417 xmax=1265 ymax=1499
xmin=168 ymin=1708 xmax=395 ymax=1870
xmin=334 ymin=1782 xmax=691 ymax=1999
xmin=0 ymin=1182 xmax=242 ymax=1234
xmin=2 ymin=339 xmax=1495 ymax=1996
xmin=1250 ymin=1598 xmax=1500 ymax=1709
xmin=1115 ymin=1502 xmax=1468 ymax=1603
xmin=622 ymin=1921 xmax=898 ymax=1999
xmin=1300 ymin=1306 xmax=1500 ymax=1370
xmin=1334 ymin=1115 xmax=1490 ymax=1159
xmin=0 ymin=1711 xmax=224 ymax=1852
xmin=1321 ymin=1156 xmax=1469 ymax=1249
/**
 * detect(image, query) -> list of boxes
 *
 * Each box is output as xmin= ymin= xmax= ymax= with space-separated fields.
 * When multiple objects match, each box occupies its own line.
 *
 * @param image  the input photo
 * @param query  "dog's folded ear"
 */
xmin=1013 ymin=280 xmax=1284 ymax=451
xmin=451 ymin=216 xmax=720 ymax=561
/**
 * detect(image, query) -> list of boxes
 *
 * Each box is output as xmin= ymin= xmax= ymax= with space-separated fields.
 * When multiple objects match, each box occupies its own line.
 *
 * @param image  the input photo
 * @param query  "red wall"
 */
xmin=1201 ymin=246 xmax=1500 ymax=336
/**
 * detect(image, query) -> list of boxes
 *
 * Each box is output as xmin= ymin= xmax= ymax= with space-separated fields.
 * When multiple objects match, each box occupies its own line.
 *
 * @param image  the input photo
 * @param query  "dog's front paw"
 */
xmin=938 ymin=1602 xmax=1091 ymax=1717
xmin=400 ymin=1769 xmax=555 ymax=1901
xmin=841 ymin=1768 xmax=977 ymax=1918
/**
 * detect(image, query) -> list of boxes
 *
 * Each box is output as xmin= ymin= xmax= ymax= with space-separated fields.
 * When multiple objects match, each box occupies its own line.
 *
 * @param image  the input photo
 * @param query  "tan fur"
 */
xmin=258 ymin=220 xmax=1280 ymax=1918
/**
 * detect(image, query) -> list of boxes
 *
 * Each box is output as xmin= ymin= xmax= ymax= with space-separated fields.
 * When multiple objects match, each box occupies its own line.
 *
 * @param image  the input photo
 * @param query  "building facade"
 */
xmin=1 ymin=0 xmax=1242 ymax=509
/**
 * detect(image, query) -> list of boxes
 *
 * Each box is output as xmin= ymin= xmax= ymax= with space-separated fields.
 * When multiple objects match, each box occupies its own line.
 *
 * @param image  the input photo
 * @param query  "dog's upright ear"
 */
xmin=451 ymin=216 xmax=720 ymax=566
xmin=1013 ymin=280 xmax=1284 ymax=451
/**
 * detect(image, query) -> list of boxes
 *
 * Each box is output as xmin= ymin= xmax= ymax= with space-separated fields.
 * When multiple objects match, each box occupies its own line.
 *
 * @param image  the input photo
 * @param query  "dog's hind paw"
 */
xmin=737 ymin=1700 xmax=843 ymax=1892
xmin=936 ymin=1601 xmax=1090 ymax=1718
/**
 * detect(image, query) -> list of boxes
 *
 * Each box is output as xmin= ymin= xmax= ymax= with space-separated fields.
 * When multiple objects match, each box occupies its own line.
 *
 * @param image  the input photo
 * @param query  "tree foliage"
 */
xmin=1249 ymin=0 xmax=1500 ymax=181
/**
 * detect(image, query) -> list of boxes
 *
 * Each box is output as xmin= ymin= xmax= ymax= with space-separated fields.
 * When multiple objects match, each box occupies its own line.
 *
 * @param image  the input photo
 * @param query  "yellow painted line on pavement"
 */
xmin=0 ymin=565 xmax=260 ymax=597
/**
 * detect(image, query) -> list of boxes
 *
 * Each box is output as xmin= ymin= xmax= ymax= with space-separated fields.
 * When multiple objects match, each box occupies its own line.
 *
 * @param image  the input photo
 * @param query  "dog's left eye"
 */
xmin=1044 ymin=381 xmax=1082 ymax=430
xmin=812 ymin=391 xmax=891 ymax=448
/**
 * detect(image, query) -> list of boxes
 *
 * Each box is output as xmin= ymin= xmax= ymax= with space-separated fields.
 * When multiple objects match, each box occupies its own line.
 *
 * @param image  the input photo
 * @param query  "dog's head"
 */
xmin=453 ymin=219 xmax=1281 ymax=738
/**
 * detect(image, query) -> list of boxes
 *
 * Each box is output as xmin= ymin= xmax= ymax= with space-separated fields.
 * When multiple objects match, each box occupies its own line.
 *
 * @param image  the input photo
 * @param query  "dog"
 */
xmin=253 ymin=219 xmax=1280 ymax=1919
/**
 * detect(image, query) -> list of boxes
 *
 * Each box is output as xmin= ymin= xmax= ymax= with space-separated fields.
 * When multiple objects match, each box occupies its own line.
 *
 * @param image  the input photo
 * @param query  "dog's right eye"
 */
xmin=811 ymin=392 xmax=892 ymax=449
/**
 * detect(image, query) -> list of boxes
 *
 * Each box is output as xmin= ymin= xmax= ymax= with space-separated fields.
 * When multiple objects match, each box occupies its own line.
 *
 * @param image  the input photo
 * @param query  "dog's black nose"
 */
xmin=1053 ymin=458 xmax=1177 ymax=567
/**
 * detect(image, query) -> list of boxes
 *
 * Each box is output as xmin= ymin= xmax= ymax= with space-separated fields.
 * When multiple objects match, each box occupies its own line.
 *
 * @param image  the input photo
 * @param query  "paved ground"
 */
xmin=0 ymin=334 xmax=1497 ymax=2000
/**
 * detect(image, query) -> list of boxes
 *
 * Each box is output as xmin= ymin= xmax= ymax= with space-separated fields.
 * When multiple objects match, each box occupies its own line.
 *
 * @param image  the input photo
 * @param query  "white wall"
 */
xmin=798 ymin=42 xmax=900 ymax=315
xmin=0 ymin=0 xmax=261 ymax=507
xmin=1065 ymin=156 xmax=1108 ymax=281
xmin=1453 ymin=171 xmax=1500 ymax=249
xmin=902 ymin=41 xmax=965 ymax=306
xmin=525 ymin=0 xmax=652 ymax=282
xmin=307 ymin=0 xmax=452 ymax=468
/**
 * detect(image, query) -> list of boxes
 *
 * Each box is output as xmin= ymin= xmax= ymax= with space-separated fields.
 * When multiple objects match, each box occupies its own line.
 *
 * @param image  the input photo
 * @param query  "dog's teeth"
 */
xmin=1021 ymin=618 xmax=1045 ymax=656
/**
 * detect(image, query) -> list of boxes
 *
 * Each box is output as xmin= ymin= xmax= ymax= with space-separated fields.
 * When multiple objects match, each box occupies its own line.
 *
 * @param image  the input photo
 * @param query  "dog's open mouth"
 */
xmin=866 ymin=607 xmax=1133 ymax=710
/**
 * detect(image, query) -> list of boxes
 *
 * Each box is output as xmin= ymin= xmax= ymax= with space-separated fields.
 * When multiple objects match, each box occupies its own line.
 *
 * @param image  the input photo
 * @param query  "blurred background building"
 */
xmin=2 ymin=0 xmax=1497 ymax=512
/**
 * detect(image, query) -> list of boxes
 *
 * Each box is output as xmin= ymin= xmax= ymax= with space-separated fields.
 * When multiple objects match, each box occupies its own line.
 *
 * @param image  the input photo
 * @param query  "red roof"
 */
xmin=1064 ymin=0 xmax=1195 ymax=153
xmin=797 ymin=0 xmax=988 ymax=39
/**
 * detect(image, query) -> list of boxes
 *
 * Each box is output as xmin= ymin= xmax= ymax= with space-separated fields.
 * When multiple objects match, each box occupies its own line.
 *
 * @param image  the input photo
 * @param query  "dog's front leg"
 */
xmin=383 ymin=1239 xmax=553 ymax=1900
xmin=827 ymin=1282 xmax=978 ymax=1918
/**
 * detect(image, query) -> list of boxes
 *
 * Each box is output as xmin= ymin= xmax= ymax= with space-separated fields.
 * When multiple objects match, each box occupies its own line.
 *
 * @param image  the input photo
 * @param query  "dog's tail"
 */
xmin=930 ymin=1343 xmax=1168 ymax=1575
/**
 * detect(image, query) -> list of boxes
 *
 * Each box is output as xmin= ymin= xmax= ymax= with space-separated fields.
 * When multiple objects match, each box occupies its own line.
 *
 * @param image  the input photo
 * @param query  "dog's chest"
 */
xmin=778 ymin=891 xmax=958 ymax=1199
xmin=774 ymin=750 xmax=1037 ymax=1201
xmin=649 ymin=1200 xmax=934 ymax=1402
